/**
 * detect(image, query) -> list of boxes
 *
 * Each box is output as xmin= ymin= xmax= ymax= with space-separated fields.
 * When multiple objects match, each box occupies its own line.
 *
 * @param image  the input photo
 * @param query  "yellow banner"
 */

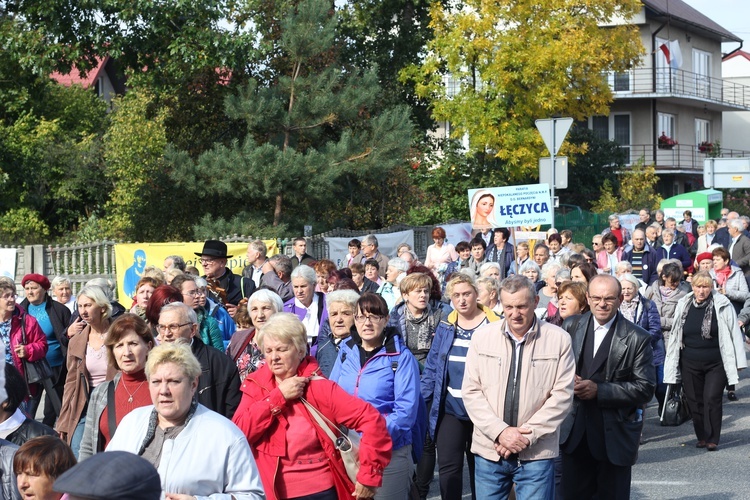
xmin=114 ymin=241 xmax=279 ymax=301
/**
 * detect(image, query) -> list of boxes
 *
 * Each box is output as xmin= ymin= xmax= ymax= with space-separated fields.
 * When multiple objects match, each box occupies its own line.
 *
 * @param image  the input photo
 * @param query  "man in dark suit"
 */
xmin=560 ymin=275 xmax=655 ymax=500
xmin=728 ymin=219 xmax=750 ymax=277
xmin=713 ymin=211 xmax=739 ymax=249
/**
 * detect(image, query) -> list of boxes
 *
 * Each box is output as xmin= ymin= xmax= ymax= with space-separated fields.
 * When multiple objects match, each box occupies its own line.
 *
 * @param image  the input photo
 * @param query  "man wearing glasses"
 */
xmin=157 ymin=302 xmax=240 ymax=418
xmin=195 ymin=240 xmax=256 ymax=316
xmin=359 ymin=234 xmax=390 ymax=278
xmin=559 ymin=275 xmax=655 ymax=500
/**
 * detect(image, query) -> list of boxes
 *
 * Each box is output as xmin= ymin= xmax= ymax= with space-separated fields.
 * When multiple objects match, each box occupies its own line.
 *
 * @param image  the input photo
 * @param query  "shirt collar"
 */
xmin=593 ymin=314 xmax=617 ymax=331
xmin=504 ymin=317 xmax=537 ymax=345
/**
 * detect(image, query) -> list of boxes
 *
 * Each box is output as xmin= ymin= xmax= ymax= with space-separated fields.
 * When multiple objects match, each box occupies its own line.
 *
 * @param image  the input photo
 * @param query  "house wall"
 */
xmin=722 ymin=56 xmax=750 ymax=150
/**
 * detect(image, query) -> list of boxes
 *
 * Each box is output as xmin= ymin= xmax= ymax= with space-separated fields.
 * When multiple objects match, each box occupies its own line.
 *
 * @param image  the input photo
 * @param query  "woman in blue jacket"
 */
xmin=619 ymin=273 xmax=666 ymax=413
xmin=330 ymin=292 xmax=422 ymax=500
xmin=421 ymin=274 xmax=501 ymax=500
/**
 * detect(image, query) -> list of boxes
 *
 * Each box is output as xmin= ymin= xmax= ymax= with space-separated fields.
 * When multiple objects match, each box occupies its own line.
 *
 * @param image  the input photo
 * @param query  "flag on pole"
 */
xmin=659 ymin=40 xmax=683 ymax=69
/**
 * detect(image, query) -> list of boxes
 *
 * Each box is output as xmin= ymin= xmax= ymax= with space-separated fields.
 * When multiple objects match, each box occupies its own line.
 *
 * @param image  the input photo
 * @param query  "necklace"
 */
xmin=122 ymin=379 xmax=146 ymax=404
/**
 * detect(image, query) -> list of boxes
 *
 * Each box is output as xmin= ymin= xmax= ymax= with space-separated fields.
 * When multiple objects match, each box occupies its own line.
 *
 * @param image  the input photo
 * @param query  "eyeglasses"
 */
xmin=156 ymin=322 xmax=192 ymax=334
xmin=200 ymin=258 xmax=217 ymax=265
xmin=183 ymin=290 xmax=206 ymax=297
xmin=354 ymin=314 xmax=385 ymax=323
xmin=588 ymin=295 xmax=618 ymax=304
xmin=591 ymin=241 xmax=600 ymax=246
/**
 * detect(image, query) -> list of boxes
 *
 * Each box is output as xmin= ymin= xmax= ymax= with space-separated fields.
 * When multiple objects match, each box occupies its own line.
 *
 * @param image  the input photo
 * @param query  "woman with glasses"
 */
xmin=421 ymin=274 xmax=501 ymax=499
xmin=330 ymin=292 xmax=423 ymax=499
xmin=57 ymin=285 xmax=115 ymax=458
xmin=170 ymin=274 xmax=224 ymax=351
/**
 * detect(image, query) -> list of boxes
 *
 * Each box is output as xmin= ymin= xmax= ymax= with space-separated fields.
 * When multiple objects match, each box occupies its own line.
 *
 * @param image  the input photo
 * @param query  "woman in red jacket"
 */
xmin=232 ymin=312 xmax=392 ymax=500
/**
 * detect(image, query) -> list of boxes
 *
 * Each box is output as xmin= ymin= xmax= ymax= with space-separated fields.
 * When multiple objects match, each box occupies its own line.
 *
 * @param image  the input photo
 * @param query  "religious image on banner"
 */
xmin=468 ymin=184 xmax=552 ymax=231
xmin=469 ymin=189 xmax=498 ymax=229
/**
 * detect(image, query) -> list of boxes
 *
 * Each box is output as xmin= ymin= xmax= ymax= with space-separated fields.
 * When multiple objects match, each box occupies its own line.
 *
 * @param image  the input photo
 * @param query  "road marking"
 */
xmin=632 ymin=481 xmax=691 ymax=485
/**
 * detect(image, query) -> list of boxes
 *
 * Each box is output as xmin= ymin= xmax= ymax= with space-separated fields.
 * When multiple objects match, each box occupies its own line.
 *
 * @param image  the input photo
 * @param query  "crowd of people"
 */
xmin=0 ymin=208 xmax=747 ymax=500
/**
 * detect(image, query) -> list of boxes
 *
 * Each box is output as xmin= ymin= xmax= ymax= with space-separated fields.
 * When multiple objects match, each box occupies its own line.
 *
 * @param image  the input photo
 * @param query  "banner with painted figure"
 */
xmin=114 ymin=241 xmax=279 ymax=301
xmin=325 ymin=230 xmax=415 ymax=269
xmin=0 ymin=249 xmax=17 ymax=279
xmin=468 ymin=184 xmax=553 ymax=229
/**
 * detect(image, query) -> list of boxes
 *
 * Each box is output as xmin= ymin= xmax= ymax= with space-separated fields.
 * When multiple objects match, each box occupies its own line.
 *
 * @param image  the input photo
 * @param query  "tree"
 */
xmin=402 ymin=0 xmax=644 ymax=179
xmin=170 ymin=0 xmax=414 ymax=234
xmin=562 ymin=127 xmax=624 ymax=210
xmin=591 ymin=160 xmax=662 ymax=213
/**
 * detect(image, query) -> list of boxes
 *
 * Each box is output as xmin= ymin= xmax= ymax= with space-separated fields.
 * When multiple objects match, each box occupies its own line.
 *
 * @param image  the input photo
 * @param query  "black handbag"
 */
xmin=660 ymin=384 xmax=691 ymax=426
xmin=20 ymin=314 xmax=54 ymax=384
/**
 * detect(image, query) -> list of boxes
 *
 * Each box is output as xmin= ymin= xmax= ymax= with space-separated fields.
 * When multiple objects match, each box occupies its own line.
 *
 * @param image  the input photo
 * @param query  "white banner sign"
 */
xmin=0 ymin=249 xmax=17 ymax=279
xmin=325 ymin=230 xmax=415 ymax=269
xmin=468 ymin=184 xmax=553 ymax=228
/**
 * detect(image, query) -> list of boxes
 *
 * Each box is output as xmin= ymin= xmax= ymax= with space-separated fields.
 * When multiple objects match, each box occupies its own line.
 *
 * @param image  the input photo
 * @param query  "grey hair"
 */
xmin=476 ymin=276 xmax=500 ymax=295
xmin=388 ymin=257 xmax=409 ymax=273
xmin=325 ymin=289 xmax=360 ymax=310
xmin=608 ymin=214 xmax=619 ymax=221
xmin=542 ymin=263 xmax=561 ymax=280
xmin=479 ymin=262 xmax=501 ymax=276
xmin=269 ymin=254 xmax=292 ymax=279
xmin=290 ymin=265 xmax=317 ymax=287
xmin=194 ymin=277 xmax=208 ymax=288
xmin=165 ymin=255 xmax=186 ymax=271
xmin=666 ymin=217 xmax=676 ymax=223
xmin=655 ymin=209 xmax=665 ymax=216
xmin=662 ymin=228 xmax=675 ymax=237
xmin=615 ymin=261 xmax=633 ymax=273
xmin=50 ymin=276 xmax=71 ymax=289
xmin=730 ymin=219 xmax=745 ymax=231
xmin=555 ymin=268 xmax=571 ymax=282
xmin=77 ymin=286 xmax=113 ymax=319
xmin=249 ymin=240 xmax=267 ymax=256
xmin=0 ymin=277 xmax=15 ymax=295
xmin=618 ymin=273 xmax=641 ymax=292
xmin=499 ymin=274 xmax=536 ymax=302
xmin=519 ymin=260 xmax=541 ymax=276
xmin=85 ymin=278 xmax=115 ymax=300
xmin=248 ymin=289 xmax=284 ymax=312
xmin=160 ymin=302 xmax=198 ymax=325
xmin=361 ymin=234 xmax=379 ymax=248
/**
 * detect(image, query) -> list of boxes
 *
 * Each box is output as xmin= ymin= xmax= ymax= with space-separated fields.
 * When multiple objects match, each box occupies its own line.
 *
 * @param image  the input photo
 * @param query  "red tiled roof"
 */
xmin=50 ymin=56 xmax=109 ymax=88
xmin=723 ymin=50 xmax=750 ymax=63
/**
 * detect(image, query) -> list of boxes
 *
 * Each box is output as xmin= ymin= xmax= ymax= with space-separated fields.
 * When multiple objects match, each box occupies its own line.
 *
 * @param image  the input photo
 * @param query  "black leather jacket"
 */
xmin=6 ymin=418 xmax=57 ymax=446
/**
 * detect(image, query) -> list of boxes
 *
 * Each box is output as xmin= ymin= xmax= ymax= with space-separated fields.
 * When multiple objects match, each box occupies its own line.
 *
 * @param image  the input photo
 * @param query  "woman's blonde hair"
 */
xmin=691 ymin=271 xmax=713 ymax=288
xmin=446 ymin=273 xmax=478 ymax=297
xmin=255 ymin=312 xmax=308 ymax=357
xmin=145 ymin=341 xmax=201 ymax=381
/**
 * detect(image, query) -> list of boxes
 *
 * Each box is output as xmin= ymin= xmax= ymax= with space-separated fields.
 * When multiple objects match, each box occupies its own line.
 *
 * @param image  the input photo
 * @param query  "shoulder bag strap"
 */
xmin=300 ymin=397 xmax=342 ymax=444
xmin=107 ymin=380 xmax=117 ymax=439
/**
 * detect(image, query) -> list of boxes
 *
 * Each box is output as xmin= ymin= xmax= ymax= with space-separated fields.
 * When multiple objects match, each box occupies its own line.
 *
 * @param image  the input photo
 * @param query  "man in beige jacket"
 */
xmin=462 ymin=274 xmax=575 ymax=499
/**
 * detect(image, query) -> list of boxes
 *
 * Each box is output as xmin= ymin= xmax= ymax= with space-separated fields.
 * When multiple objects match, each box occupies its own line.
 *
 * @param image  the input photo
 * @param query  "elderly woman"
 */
xmin=652 ymin=261 xmax=691 ymax=345
xmin=316 ymin=290 xmax=359 ymax=377
xmin=14 ymin=436 xmax=77 ymax=500
xmin=376 ymin=257 xmax=409 ymax=311
xmin=233 ymin=313 xmax=392 ymax=500
xmin=519 ymin=260 xmax=542 ymax=292
xmin=227 ymin=289 xmax=284 ymax=381
xmin=170 ymin=274 xmax=224 ymax=351
xmin=659 ymin=228 xmax=693 ymax=273
xmin=476 ymin=277 xmax=502 ymax=316
xmin=697 ymin=220 xmax=718 ymax=254
xmin=421 ymin=274 xmax=500 ymax=499
xmin=129 ymin=277 xmax=159 ymax=320
xmin=107 ymin=342 xmax=265 ymax=498
xmin=330 ymin=293 xmax=422 ymax=500
xmin=284 ymin=265 xmax=329 ymax=348
xmin=78 ymin=314 xmax=154 ymax=459
xmin=537 ymin=263 xmax=561 ymax=320
xmin=387 ymin=273 xmax=442 ymax=365
xmin=479 ymin=262 xmax=501 ymax=281
xmin=596 ymin=233 xmax=623 ymax=275
xmin=619 ymin=273 xmax=665 ymax=412
xmin=556 ymin=281 xmax=590 ymax=320
xmin=20 ymin=273 xmax=71 ymax=425
xmin=57 ymin=286 xmax=115 ymax=458
xmin=0 ymin=277 xmax=48 ymax=411
xmin=425 ymin=227 xmax=459 ymax=285
xmin=664 ymin=271 xmax=748 ymax=451
xmin=50 ymin=276 xmax=75 ymax=312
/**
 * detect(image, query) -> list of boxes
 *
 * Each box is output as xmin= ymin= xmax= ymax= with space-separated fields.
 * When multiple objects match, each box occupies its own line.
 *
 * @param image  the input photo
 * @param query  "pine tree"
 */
xmin=170 ymin=0 xmax=414 ymax=232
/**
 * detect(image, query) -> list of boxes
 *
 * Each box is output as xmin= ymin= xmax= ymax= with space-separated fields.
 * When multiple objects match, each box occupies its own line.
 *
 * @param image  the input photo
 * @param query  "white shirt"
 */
xmin=593 ymin=316 xmax=616 ymax=357
xmin=296 ymin=294 xmax=320 ymax=345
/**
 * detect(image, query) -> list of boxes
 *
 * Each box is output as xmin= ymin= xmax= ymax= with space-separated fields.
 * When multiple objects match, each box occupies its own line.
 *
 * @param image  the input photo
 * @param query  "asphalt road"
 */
xmin=427 ymin=351 xmax=750 ymax=499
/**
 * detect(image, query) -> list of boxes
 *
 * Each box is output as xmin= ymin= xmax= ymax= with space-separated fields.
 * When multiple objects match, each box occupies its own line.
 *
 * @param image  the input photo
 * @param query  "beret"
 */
xmin=21 ymin=274 xmax=50 ymax=290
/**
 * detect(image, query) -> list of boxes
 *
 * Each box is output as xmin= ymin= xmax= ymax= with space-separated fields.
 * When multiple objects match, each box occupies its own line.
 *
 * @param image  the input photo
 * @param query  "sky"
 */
xmin=682 ymin=0 xmax=750 ymax=49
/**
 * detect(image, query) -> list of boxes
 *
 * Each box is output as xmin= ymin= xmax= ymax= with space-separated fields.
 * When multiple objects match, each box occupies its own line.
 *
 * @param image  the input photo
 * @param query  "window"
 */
xmin=692 ymin=49 xmax=711 ymax=98
xmin=695 ymin=118 xmax=710 ymax=145
xmin=589 ymin=114 xmax=631 ymax=161
xmin=607 ymin=71 xmax=632 ymax=93
xmin=658 ymin=113 xmax=676 ymax=142
xmin=591 ymin=116 xmax=609 ymax=141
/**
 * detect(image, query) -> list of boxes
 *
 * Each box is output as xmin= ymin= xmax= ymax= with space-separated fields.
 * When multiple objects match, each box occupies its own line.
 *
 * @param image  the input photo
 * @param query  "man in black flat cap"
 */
xmin=195 ymin=240 xmax=256 ymax=317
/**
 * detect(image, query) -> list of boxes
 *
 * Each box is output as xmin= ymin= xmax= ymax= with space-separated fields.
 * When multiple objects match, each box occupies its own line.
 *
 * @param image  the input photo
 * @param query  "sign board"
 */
xmin=704 ymin=158 xmax=750 ymax=188
xmin=535 ymin=118 xmax=574 ymax=156
xmin=468 ymin=184 xmax=553 ymax=228
xmin=539 ymin=157 xmax=568 ymax=189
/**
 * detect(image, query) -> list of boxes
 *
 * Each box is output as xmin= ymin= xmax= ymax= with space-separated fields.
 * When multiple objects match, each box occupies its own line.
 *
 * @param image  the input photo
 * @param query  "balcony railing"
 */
xmin=609 ymin=68 xmax=750 ymax=110
xmin=620 ymin=144 xmax=750 ymax=172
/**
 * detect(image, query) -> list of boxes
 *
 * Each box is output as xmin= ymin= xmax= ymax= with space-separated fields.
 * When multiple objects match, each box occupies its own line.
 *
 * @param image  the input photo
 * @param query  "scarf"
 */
xmin=620 ymin=298 xmax=639 ymax=323
xmin=137 ymin=398 xmax=198 ymax=456
xmin=715 ymin=266 xmax=731 ymax=287
xmin=659 ymin=286 xmax=675 ymax=300
xmin=405 ymin=306 xmax=440 ymax=353
xmin=676 ymin=293 xmax=714 ymax=341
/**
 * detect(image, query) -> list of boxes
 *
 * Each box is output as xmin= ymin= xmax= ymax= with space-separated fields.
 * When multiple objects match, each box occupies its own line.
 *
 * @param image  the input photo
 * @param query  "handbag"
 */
xmin=660 ymin=383 xmax=691 ymax=426
xmin=20 ymin=315 xmax=54 ymax=384
xmin=301 ymin=397 xmax=360 ymax=484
